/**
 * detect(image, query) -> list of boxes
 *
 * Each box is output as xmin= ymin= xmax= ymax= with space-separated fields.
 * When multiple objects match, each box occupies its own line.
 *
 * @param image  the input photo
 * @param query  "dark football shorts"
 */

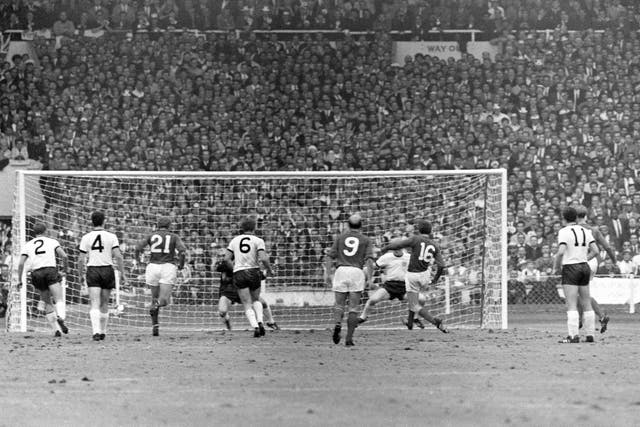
xmin=383 ymin=280 xmax=407 ymax=301
xmin=220 ymin=289 xmax=242 ymax=304
xmin=31 ymin=267 xmax=61 ymax=292
xmin=86 ymin=266 xmax=116 ymax=289
xmin=561 ymin=263 xmax=591 ymax=287
xmin=233 ymin=268 xmax=262 ymax=291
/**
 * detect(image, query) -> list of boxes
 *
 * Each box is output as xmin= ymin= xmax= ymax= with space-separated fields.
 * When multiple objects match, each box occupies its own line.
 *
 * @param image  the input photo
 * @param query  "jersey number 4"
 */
xmin=571 ymin=228 xmax=587 ymax=246
xmin=92 ymin=235 xmax=105 ymax=252
xmin=150 ymin=235 xmax=172 ymax=253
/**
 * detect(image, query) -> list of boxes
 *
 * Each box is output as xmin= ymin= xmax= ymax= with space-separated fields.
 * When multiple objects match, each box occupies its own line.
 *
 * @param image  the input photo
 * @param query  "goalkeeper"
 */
xmin=214 ymin=248 xmax=279 ymax=331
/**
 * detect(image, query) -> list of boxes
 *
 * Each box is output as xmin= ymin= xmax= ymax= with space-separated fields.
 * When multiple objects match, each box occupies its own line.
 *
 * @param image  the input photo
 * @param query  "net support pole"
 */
xmin=630 ymin=277 xmax=636 ymax=314
xmin=500 ymin=169 xmax=508 ymax=329
xmin=17 ymin=171 xmax=27 ymax=332
xmin=444 ymin=276 xmax=451 ymax=315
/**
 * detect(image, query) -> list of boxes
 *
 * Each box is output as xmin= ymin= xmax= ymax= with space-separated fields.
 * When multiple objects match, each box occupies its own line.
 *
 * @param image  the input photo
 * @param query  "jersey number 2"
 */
xmin=34 ymin=239 xmax=45 ymax=255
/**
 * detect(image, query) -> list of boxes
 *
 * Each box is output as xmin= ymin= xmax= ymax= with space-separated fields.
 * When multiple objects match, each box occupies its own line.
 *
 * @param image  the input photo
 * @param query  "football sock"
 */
xmin=417 ymin=307 xmax=436 ymax=325
xmin=245 ymin=308 xmax=258 ymax=328
xmin=583 ymin=310 xmax=596 ymax=336
xmin=46 ymin=312 xmax=61 ymax=332
xmin=407 ymin=310 xmax=415 ymax=325
xmin=90 ymin=309 xmax=101 ymax=335
xmin=100 ymin=312 xmax=109 ymax=334
xmin=567 ymin=310 xmax=579 ymax=337
xmin=262 ymin=303 xmax=274 ymax=324
xmin=252 ymin=301 xmax=264 ymax=324
xmin=345 ymin=312 xmax=358 ymax=341
xmin=55 ymin=301 xmax=66 ymax=320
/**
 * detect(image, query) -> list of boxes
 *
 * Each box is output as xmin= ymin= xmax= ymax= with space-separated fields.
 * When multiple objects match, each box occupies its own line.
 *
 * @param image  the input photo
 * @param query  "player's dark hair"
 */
xmin=575 ymin=205 xmax=588 ymax=218
xmin=239 ymin=216 xmax=256 ymax=232
xmin=33 ymin=223 xmax=46 ymax=235
xmin=415 ymin=219 xmax=432 ymax=234
xmin=562 ymin=207 xmax=577 ymax=223
xmin=91 ymin=211 xmax=105 ymax=227
xmin=348 ymin=214 xmax=362 ymax=229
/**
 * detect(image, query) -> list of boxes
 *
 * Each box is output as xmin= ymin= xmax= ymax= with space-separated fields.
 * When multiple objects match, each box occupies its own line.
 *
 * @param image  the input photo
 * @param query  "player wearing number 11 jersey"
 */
xmin=381 ymin=219 xmax=448 ymax=333
xmin=135 ymin=216 xmax=187 ymax=336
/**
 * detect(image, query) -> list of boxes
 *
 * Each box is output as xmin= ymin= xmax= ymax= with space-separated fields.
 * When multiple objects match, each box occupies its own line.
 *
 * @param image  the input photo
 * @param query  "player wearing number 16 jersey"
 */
xmin=135 ymin=216 xmax=187 ymax=336
xmin=78 ymin=211 xmax=126 ymax=341
xmin=325 ymin=214 xmax=374 ymax=347
xmin=381 ymin=219 xmax=448 ymax=333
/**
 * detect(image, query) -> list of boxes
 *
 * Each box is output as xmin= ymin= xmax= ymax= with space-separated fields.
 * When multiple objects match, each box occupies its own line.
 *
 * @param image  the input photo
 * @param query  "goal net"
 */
xmin=7 ymin=170 xmax=507 ymax=332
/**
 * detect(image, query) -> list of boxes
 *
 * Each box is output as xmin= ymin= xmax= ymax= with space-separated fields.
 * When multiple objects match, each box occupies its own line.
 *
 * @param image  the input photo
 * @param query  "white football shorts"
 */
xmin=146 ymin=263 xmax=178 ymax=286
xmin=332 ymin=266 xmax=365 ymax=293
xmin=405 ymin=270 xmax=433 ymax=293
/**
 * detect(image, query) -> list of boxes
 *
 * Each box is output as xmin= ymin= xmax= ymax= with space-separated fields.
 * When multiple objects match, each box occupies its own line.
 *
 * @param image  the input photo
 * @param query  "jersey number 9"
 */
xmin=343 ymin=237 xmax=360 ymax=256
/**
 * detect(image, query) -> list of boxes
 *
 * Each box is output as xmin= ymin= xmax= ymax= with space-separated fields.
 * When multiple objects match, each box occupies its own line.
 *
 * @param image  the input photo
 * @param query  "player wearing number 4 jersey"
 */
xmin=78 ymin=211 xmax=126 ymax=341
xmin=325 ymin=214 xmax=375 ymax=347
xmin=17 ymin=223 xmax=69 ymax=337
xmin=135 ymin=216 xmax=187 ymax=336
xmin=554 ymin=207 xmax=599 ymax=344
xmin=381 ymin=219 xmax=449 ymax=333
xmin=225 ymin=216 xmax=274 ymax=338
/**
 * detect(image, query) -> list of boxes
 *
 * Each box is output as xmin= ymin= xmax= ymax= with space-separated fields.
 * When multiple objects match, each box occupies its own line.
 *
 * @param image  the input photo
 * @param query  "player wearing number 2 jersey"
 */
xmin=17 ymin=223 xmax=69 ymax=336
xmin=325 ymin=214 xmax=374 ymax=346
xmin=78 ymin=211 xmax=126 ymax=341
xmin=135 ymin=216 xmax=187 ymax=336
xmin=381 ymin=219 xmax=448 ymax=333
xmin=225 ymin=216 xmax=274 ymax=338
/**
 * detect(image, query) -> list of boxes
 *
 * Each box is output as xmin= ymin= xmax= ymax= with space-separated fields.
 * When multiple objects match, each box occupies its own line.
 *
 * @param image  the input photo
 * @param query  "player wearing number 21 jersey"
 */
xmin=135 ymin=216 xmax=187 ymax=336
xmin=325 ymin=214 xmax=375 ymax=347
xmin=381 ymin=219 xmax=448 ymax=333
xmin=78 ymin=211 xmax=126 ymax=341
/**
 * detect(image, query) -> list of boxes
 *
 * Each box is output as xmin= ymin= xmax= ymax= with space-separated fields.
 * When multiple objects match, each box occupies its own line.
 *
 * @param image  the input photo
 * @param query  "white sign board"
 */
xmin=393 ymin=41 xmax=461 ymax=64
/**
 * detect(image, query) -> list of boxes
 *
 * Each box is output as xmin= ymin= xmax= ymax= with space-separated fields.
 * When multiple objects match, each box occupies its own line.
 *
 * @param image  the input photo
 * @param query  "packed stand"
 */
xmin=3 ymin=1 xmax=640 ymax=303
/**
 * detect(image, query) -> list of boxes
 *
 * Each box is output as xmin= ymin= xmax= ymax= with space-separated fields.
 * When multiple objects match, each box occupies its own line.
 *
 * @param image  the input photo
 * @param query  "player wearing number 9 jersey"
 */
xmin=78 ymin=211 xmax=126 ymax=341
xmin=325 ymin=214 xmax=375 ymax=346
xmin=381 ymin=219 xmax=448 ymax=333
xmin=135 ymin=216 xmax=187 ymax=336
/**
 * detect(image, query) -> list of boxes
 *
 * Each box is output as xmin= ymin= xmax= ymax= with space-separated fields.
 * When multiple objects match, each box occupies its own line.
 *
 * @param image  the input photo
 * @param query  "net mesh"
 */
xmin=8 ymin=171 xmax=505 ymax=332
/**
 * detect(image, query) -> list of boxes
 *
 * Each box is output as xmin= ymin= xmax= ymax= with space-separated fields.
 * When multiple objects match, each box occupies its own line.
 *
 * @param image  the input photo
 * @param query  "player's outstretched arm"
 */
xmin=113 ymin=247 xmax=126 ymax=286
xmin=56 ymin=246 xmax=68 ymax=276
xmin=430 ymin=248 xmax=446 ymax=285
xmin=16 ymin=254 xmax=28 ymax=286
xmin=175 ymin=235 xmax=187 ymax=270
xmin=593 ymin=229 xmax=617 ymax=263
xmin=381 ymin=237 xmax=413 ymax=253
xmin=258 ymin=250 xmax=274 ymax=276
xmin=364 ymin=258 xmax=375 ymax=287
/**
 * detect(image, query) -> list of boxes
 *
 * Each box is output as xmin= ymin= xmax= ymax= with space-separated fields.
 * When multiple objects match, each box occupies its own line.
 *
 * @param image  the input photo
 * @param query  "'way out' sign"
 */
xmin=393 ymin=41 xmax=462 ymax=64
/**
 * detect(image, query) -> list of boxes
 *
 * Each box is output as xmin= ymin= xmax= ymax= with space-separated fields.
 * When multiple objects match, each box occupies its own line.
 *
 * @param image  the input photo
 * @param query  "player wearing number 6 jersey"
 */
xmin=78 ymin=211 xmax=126 ymax=341
xmin=17 ymin=223 xmax=69 ymax=336
xmin=135 ymin=216 xmax=187 ymax=336
xmin=381 ymin=219 xmax=448 ymax=333
xmin=225 ymin=216 xmax=274 ymax=338
xmin=325 ymin=214 xmax=375 ymax=347
xmin=554 ymin=207 xmax=600 ymax=343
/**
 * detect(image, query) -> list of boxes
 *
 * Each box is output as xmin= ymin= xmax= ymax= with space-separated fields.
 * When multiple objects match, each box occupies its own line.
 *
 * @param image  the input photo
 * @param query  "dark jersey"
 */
xmin=215 ymin=260 xmax=238 ymax=296
xmin=138 ymin=231 xmax=186 ymax=264
xmin=328 ymin=230 xmax=374 ymax=269
xmin=406 ymin=234 xmax=445 ymax=273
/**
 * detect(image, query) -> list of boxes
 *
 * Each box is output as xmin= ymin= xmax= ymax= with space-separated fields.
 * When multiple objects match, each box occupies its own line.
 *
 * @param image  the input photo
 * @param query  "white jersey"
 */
xmin=557 ymin=224 xmax=595 ymax=265
xmin=21 ymin=236 xmax=60 ymax=270
xmin=376 ymin=251 xmax=410 ymax=282
xmin=79 ymin=229 xmax=120 ymax=266
xmin=227 ymin=234 xmax=266 ymax=272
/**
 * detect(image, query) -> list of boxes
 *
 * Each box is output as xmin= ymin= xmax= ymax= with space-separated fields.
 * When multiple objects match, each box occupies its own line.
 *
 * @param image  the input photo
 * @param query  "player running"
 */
xmin=575 ymin=205 xmax=613 ymax=333
xmin=224 ymin=216 xmax=274 ymax=338
xmin=78 ymin=211 xmax=126 ymax=341
xmin=380 ymin=219 xmax=449 ymax=333
xmin=135 ymin=216 xmax=187 ymax=336
xmin=214 ymin=248 xmax=279 ymax=331
xmin=554 ymin=206 xmax=600 ymax=343
xmin=325 ymin=214 xmax=374 ymax=347
xmin=17 ymin=224 xmax=69 ymax=336
xmin=358 ymin=247 xmax=426 ymax=329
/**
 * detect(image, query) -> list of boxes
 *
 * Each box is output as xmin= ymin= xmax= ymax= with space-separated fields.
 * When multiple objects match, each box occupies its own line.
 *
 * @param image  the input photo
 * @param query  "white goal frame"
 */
xmin=9 ymin=169 xmax=508 ymax=332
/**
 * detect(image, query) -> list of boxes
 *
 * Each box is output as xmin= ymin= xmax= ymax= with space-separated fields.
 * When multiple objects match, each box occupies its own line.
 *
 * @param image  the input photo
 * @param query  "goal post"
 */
xmin=7 ymin=169 xmax=508 ymax=332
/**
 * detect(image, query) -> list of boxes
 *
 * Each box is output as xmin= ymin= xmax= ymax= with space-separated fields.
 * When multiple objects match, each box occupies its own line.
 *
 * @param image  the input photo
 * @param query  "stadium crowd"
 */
xmin=4 ymin=0 xmax=640 ymax=306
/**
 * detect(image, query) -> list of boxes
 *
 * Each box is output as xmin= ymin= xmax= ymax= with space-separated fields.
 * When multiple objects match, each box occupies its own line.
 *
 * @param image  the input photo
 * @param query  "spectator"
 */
xmin=52 ymin=11 xmax=75 ymax=37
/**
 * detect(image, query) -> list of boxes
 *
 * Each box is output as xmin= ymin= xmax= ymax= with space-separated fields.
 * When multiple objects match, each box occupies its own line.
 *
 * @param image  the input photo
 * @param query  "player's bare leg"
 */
xmin=218 ymin=296 xmax=232 ymax=330
xmin=345 ymin=291 xmax=362 ymax=346
xmin=359 ymin=288 xmax=390 ymax=324
xmin=98 ymin=289 xmax=111 ymax=340
xmin=260 ymin=298 xmax=279 ymax=330
xmin=48 ymin=282 xmax=68 ymax=334
xmin=407 ymin=291 xmax=447 ymax=333
xmin=250 ymin=287 xmax=265 ymax=336
xmin=560 ymin=284 xmax=581 ymax=343
xmin=332 ymin=292 xmax=347 ymax=344
xmin=40 ymin=289 xmax=62 ymax=336
xmin=238 ymin=287 xmax=260 ymax=337
xmin=590 ymin=297 xmax=609 ymax=333
xmin=88 ymin=287 xmax=102 ymax=340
